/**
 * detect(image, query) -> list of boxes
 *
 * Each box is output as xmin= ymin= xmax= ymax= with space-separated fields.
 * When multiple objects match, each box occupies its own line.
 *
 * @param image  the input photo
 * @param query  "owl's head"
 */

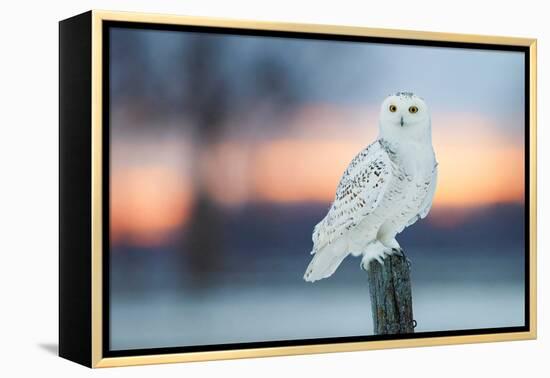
xmin=378 ymin=92 xmax=431 ymax=143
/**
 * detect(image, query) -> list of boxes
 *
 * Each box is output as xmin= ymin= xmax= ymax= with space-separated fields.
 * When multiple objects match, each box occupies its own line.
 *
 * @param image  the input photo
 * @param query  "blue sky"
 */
xmin=111 ymin=27 xmax=525 ymax=136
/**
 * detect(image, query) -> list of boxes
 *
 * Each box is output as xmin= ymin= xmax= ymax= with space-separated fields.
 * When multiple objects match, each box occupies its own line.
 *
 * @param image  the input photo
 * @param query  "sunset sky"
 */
xmin=109 ymin=28 xmax=525 ymax=245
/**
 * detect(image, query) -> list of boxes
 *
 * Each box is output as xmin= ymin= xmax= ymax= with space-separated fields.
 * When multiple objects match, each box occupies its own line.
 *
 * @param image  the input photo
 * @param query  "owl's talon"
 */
xmin=360 ymin=258 xmax=374 ymax=271
xmin=391 ymin=247 xmax=404 ymax=256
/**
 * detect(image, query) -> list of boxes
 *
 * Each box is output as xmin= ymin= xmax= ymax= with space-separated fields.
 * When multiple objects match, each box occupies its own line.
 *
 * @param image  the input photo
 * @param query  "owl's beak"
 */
xmin=400 ymin=116 xmax=404 ymax=127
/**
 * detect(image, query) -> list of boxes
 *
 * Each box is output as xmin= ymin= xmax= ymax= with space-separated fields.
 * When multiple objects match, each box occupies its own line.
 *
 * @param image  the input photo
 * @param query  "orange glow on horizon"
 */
xmin=110 ymin=166 xmax=191 ymax=245
xmin=109 ymin=106 xmax=525 ymax=245
xmin=431 ymin=112 xmax=524 ymax=208
xmin=251 ymin=140 xmax=365 ymax=203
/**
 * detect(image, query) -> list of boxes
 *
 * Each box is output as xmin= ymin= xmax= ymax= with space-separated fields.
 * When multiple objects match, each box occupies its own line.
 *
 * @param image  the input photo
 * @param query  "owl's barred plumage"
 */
xmin=304 ymin=92 xmax=438 ymax=282
xmin=311 ymin=141 xmax=393 ymax=251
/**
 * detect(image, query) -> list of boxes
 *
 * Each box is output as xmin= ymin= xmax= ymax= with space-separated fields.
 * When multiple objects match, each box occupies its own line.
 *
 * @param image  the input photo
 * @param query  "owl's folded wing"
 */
xmin=311 ymin=140 xmax=394 ymax=254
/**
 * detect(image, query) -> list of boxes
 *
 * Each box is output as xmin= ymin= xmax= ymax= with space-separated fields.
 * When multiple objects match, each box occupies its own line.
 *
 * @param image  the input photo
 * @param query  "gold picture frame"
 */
xmin=59 ymin=9 xmax=537 ymax=368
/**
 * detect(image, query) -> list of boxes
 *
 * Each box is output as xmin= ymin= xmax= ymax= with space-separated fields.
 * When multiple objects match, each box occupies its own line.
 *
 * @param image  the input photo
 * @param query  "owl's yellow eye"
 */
xmin=389 ymin=105 xmax=397 ymax=112
xmin=409 ymin=106 xmax=419 ymax=114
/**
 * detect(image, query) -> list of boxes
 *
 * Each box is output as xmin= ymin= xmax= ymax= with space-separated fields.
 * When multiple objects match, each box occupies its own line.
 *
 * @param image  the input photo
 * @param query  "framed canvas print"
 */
xmin=59 ymin=10 xmax=537 ymax=368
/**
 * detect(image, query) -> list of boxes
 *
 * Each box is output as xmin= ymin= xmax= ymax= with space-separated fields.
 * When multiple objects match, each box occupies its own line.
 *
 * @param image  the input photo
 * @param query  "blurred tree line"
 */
xmin=111 ymin=29 xmax=301 ymax=288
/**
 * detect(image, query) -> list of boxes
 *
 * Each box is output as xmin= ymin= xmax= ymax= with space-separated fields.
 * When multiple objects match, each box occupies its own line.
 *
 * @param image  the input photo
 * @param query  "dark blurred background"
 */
xmin=108 ymin=27 xmax=526 ymax=350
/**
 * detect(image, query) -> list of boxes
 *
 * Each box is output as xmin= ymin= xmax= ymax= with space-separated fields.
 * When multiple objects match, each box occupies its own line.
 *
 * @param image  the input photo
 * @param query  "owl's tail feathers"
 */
xmin=303 ymin=237 xmax=349 ymax=283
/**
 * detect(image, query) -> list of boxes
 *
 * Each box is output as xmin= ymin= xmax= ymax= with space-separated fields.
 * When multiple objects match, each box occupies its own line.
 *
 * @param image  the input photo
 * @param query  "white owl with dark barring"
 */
xmin=304 ymin=92 xmax=438 ymax=282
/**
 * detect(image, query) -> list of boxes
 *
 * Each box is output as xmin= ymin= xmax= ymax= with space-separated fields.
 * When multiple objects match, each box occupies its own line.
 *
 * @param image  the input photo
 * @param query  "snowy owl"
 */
xmin=304 ymin=92 xmax=438 ymax=282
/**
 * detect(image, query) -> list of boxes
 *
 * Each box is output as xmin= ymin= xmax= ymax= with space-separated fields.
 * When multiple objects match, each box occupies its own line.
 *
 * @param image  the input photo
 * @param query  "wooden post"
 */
xmin=367 ymin=253 xmax=415 ymax=334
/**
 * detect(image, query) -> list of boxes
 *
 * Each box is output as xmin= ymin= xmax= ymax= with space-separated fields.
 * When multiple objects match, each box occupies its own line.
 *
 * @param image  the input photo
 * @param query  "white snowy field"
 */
xmin=110 ymin=247 xmax=525 ymax=350
xmin=110 ymin=283 xmax=524 ymax=350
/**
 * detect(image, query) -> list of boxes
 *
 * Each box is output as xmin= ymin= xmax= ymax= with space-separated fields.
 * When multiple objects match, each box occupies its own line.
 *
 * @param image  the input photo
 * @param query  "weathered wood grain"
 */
xmin=367 ymin=253 xmax=415 ymax=334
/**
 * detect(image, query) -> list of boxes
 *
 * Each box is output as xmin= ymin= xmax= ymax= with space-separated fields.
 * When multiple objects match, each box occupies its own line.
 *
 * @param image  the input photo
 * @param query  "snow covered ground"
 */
xmin=109 ymin=246 xmax=525 ymax=350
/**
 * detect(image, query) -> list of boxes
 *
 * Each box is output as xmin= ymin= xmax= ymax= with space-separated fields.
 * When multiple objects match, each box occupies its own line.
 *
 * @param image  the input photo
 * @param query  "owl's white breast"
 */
xmin=393 ymin=140 xmax=435 ymax=177
xmin=345 ymin=138 xmax=436 ymax=252
xmin=375 ymin=140 xmax=436 ymax=232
